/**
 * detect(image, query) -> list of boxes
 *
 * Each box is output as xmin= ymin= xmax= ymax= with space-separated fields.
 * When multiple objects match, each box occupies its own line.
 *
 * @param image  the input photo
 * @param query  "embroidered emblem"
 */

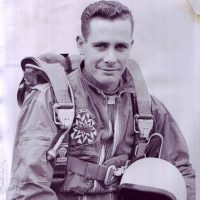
xmin=71 ymin=108 xmax=97 ymax=144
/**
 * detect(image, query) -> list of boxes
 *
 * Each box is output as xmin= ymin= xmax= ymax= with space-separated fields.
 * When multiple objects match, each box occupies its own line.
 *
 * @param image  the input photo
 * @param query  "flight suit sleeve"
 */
xmin=6 ymin=83 xmax=58 ymax=200
xmin=151 ymin=95 xmax=196 ymax=200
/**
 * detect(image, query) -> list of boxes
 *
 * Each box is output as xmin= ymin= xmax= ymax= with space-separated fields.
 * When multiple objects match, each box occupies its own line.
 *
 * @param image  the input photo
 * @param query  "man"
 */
xmin=7 ymin=1 xmax=195 ymax=200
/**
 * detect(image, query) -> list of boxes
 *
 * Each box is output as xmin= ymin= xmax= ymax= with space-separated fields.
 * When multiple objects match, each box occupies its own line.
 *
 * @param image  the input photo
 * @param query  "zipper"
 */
xmin=92 ymin=93 xmax=118 ymax=192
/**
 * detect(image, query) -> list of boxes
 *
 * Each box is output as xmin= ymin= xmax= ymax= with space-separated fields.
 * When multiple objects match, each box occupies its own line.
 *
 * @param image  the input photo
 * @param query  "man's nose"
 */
xmin=103 ymin=49 xmax=117 ymax=64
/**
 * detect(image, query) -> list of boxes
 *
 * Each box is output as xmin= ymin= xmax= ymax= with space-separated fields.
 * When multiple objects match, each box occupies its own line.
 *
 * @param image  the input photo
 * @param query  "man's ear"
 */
xmin=76 ymin=36 xmax=85 ymax=55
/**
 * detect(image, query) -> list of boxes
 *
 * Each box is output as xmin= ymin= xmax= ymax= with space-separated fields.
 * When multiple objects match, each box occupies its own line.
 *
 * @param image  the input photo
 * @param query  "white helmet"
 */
xmin=119 ymin=158 xmax=187 ymax=200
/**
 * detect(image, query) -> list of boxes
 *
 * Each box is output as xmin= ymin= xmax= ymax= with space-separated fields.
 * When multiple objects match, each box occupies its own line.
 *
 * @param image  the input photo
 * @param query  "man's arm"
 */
xmin=151 ymin=95 xmax=196 ymax=200
xmin=7 ymin=83 xmax=58 ymax=200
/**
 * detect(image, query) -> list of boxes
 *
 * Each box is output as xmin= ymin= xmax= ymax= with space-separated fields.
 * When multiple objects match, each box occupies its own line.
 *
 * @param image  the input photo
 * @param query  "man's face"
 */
xmin=77 ymin=17 xmax=133 ymax=92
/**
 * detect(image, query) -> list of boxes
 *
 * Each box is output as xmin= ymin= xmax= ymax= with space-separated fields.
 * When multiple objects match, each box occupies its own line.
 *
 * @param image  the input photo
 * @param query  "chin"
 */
xmin=99 ymin=79 xmax=118 ymax=87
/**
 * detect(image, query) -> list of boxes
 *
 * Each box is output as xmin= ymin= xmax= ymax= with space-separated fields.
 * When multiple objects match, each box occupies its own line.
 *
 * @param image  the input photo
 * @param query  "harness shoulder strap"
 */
xmin=21 ymin=57 xmax=75 ymax=128
xmin=18 ymin=56 xmax=77 ymax=162
xmin=126 ymin=59 xmax=154 ymax=157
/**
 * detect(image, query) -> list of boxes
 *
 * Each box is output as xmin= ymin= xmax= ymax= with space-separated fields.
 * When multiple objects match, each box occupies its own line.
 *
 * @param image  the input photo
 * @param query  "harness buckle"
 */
xmin=53 ymin=103 xmax=74 ymax=129
xmin=134 ymin=114 xmax=153 ymax=139
xmin=104 ymin=160 xmax=130 ymax=185
xmin=114 ymin=160 xmax=130 ymax=176
xmin=104 ymin=165 xmax=117 ymax=185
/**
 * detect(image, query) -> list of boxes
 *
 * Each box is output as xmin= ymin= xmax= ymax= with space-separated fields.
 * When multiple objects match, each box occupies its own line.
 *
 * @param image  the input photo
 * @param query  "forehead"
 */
xmin=87 ymin=17 xmax=132 ymax=42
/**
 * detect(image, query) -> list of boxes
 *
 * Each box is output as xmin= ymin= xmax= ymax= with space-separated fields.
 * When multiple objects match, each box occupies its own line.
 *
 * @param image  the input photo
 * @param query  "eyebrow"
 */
xmin=92 ymin=42 xmax=129 ymax=46
xmin=92 ymin=42 xmax=108 ymax=46
xmin=116 ymin=42 xmax=129 ymax=47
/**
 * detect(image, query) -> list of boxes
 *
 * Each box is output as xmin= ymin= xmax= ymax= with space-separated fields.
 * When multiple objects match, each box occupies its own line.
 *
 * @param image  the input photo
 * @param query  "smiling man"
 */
xmin=7 ymin=1 xmax=195 ymax=200
xmin=77 ymin=16 xmax=133 ymax=92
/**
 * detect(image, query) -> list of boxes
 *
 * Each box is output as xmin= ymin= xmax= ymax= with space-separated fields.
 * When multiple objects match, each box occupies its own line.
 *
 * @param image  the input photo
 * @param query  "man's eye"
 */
xmin=94 ymin=44 xmax=107 ymax=51
xmin=116 ymin=45 xmax=128 ymax=51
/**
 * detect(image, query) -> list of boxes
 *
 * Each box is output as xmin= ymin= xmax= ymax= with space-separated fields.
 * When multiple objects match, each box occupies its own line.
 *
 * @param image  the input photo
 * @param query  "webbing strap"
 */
xmin=67 ymin=155 xmax=128 ymax=181
xmin=42 ymin=65 xmax=71 ymax=104
xmin=22 ymin=57 xmax=75 ymax=131
xmin=127 ymin=59 xmax=151 ymax=117
xmin=127 ymin=59 xmax=153 ymax=139
xmin=67 ymin=156 xmax=108 ymax=181
xmin=24 ymin=57 xmax=72 ymax=104
xmin=21 ymin=57 xmax=75 ymax=161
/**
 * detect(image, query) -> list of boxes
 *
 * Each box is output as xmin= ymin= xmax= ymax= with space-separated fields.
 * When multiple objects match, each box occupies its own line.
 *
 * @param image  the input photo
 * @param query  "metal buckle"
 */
xmin=53 ymin=103 xmax=74 ymax=129
xmin=104 ymin=165 xmax=117 ymax=185
xmin=104 ymin=161 xmax=130 ymax=185
xmin=114 ymin=160 xmax=130 ymax=176
xmin=56 ymin=143 xmax=68 ymax=165
xmin=134 ymin=114 xmax=153 ymax=139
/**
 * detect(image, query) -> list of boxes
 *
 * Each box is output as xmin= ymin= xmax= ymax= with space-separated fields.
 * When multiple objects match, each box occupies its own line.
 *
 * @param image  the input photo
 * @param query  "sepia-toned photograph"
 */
xmin=0 ymin=0 xmax=199 ymax=199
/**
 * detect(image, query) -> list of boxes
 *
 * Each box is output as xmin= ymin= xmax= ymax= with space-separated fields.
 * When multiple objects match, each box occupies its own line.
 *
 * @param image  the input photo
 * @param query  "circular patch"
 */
xmin=71 ymin=108 xmax=97 ymax=145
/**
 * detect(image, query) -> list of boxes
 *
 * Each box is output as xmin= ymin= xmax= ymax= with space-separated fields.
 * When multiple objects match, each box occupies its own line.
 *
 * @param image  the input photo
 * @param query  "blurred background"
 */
xmin=0 ymin=0 xmax=199 ymax=199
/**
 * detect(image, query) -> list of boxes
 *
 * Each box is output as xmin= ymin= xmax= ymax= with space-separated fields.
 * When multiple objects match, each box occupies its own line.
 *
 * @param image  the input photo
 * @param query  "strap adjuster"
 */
xmin=134 ymin=114 xmax=153 ymax=139
xmin=104 ymin=165 xmax=116 ymax=185
xmin=113 ymin=160 xmax=130 ymax=176
xmin=104 ymin=160 xmax=130 ymax=185
xmin=53 ymin=103 xmax=74 ymax=129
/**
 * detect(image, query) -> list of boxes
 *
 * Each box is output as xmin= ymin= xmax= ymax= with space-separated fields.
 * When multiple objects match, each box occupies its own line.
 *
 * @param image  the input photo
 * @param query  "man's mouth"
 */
xmin=101 ymin=68 xmax=119 ymax=72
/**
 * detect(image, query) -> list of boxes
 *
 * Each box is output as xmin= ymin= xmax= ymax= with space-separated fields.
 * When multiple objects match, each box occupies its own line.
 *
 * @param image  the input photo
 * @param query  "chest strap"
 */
xmin=66 ymin=155 xmax=129 ymax=185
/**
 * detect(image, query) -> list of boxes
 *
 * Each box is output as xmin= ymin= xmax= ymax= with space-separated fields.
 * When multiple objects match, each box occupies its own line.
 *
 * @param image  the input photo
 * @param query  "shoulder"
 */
xmin=150 ymin=95 xmax=168 ymax=116
xmin=67 ymin=68 xmax=79 ymax=83
xmin=150 ymin=95 xmax=179 ymax=132
xmin=67 ymin=68 xmax=85 ymax=93
xmin=150 ymin=95 xmax=169 ymax=128
xmin=22 ymin=83 xmax=55 ymax=111
xmin=18 ymin=83 xmax=58 ymax=131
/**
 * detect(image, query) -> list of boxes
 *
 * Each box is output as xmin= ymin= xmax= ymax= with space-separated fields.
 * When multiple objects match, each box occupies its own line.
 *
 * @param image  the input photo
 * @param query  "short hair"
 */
xmin=81 ymin=0 xmax=134 ymax=40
